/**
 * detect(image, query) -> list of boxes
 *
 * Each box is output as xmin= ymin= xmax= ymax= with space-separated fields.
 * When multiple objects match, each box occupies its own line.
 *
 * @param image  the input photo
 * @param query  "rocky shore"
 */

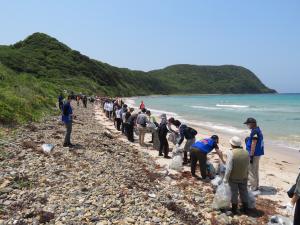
xmin=0 ymin=103 xmax=280 ymax=224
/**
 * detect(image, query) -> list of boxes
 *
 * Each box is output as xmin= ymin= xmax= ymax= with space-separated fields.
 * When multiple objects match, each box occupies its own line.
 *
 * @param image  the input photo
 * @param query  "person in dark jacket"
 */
xmin=158 ymin=114 xmax=170 ymax=158
xmin=62 ymin=96 xmax=74 ymax=147
xmin=291 ymin=172 xmax=300 ymax=225
xmin=172 ymin=120 xmax=197 ymax=164
xmin=127 ymin=113 xmax=138 ymax=142
xmin=82 ymin=95 xmax=88 ymax=108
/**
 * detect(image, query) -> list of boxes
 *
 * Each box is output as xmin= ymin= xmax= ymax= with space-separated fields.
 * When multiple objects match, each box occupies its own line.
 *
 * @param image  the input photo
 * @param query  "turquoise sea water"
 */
xmin=130 ymin=94 xmax=300 ymax=150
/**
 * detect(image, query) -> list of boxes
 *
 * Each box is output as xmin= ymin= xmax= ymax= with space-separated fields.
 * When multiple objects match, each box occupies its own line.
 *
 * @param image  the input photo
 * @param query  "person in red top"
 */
xmin=139 ymin=101 xmax=145 ymax=110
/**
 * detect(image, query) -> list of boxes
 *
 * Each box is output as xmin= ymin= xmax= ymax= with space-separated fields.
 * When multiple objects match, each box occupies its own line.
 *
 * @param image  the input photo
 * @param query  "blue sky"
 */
xmin=1 ymin=0 xmax=299 ymax=93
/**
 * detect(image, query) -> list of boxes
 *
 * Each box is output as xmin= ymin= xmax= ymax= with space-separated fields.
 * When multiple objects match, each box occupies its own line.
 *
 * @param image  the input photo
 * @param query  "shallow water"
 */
xmin=131 ymin=94 xmax=300 ymax=151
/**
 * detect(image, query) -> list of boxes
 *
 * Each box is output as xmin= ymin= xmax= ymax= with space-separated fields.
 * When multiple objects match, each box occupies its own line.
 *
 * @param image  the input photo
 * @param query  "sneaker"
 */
xmin=164 ymin=156 xmax=171 ymax=159
xmin=159 ymin=154 xmax=164 ymax=156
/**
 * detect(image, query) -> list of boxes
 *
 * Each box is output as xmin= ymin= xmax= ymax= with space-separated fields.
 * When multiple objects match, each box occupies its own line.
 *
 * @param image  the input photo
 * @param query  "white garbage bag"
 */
xmin=248 ymin=190 xmax=256 ymax=209
xmin=211 ymin=175 xmax=222 ymax=187
xmin=42 ymin=144 xmax=54 ymax=154
xmin=212 ymin=182 xmax=232 ymax=209
xmin=169 ymin=155 xmax=183 ymax=171
xmin=268 ymin=215 xmax=292 ymax=225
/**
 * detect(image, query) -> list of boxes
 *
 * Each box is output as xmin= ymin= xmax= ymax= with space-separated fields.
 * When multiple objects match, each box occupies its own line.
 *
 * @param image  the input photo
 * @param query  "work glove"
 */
xmin=250 ymin=156 xmax=254 ymax=164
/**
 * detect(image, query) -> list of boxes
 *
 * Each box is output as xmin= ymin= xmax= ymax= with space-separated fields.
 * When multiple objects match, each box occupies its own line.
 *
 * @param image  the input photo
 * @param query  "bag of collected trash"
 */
xmin=217 ymin=163 xmax=226 ymax=176
xmin=212 ymin=182 xmax=232 ymax=209
xmin=211 ymin=175 xmax=222 ymax=187
xmin=268 ymin=215 xmax=292 ymax=225
xmin=207 ymin=162 xmax=216 ymax=179
xmin=169 ymin=155 xmax=183 ymax=171
xmin=248 ymin=190 xmax=256 ymax=209
xmin=147 ymin=122 xmax=157 ymax=129
xmin=42 ymin=144 xmax=54 ymax=154
xmin=169 ymin=147 xmax=184 ymax=171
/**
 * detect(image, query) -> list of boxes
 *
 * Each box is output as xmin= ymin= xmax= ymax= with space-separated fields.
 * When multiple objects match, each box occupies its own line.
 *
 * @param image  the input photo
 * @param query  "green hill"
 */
xmin=0 ymin=32 xmax=275 ymax=126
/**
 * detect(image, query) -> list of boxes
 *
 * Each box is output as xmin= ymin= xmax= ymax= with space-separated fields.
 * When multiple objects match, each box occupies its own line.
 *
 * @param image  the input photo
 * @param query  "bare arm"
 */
xmin=250 ymin=139 xmax=257 ymax=156
xmin=215 ymin=148 xmax=225 ymax=164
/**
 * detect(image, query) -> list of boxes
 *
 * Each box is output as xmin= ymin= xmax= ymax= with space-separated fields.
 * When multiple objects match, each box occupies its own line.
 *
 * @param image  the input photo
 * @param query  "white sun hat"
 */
xmin=229 ymin=136 xmax=242 ymax=147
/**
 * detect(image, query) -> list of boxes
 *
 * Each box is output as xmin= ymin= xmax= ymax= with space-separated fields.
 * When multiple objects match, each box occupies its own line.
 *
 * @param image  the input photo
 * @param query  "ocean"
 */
xmin=129 ymin=94 xmax=300 ymax=151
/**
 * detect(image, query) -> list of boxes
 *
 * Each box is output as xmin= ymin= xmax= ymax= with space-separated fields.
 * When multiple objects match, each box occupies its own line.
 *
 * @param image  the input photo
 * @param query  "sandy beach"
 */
xmin=121 ymin=98 xmax=300 ymax=205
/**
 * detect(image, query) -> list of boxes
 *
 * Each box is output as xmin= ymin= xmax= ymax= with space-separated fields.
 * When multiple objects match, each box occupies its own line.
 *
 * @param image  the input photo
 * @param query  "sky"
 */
xmin=0 ymin=0 xmax=299 ymax=93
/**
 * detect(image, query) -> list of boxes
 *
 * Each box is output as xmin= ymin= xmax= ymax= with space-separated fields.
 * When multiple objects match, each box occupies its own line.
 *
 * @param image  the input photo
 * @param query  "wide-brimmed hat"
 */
xmin=229 ymin=136 xmax=242 ymax=147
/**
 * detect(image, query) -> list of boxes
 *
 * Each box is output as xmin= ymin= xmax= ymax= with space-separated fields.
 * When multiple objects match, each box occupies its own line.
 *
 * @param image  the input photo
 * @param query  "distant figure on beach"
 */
xmin=82 ymin=95 xmax=88 ymax=108
xmin=76 ymin=95 xmax=81 ymax=107
xmin=126 ymin=110 xmax=137 ymax=142
xmin=244 ymin=117 xmax=264 ymax=191
xmin=172 ymin=120 xmax=197 ymax=164
xmin=190 ymin=135 xmax=225 ymax=180
xmin=139 ymin=101 xmax=145 ymax=110
xmin=136 ymin=108 xmax=150 ymax=146
xmin=158 ymin=114 xmax=170 ymax=158
xmin=115 ymin=105 xmax=122 ymax=131
xmin=120 ymin=104 xmax=128 ymax=134
xmin=62 ymin=95 xmax=74 ymax=147
xmin=224 ymin=136 xmax=250 ymax=215
xmin=58 ymin=93 xmax=64 ymax=111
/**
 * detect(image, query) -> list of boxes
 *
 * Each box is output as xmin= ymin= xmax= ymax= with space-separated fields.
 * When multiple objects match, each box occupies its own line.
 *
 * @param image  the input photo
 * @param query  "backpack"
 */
xmin=184 ymin=127 xmax=198 ymax=139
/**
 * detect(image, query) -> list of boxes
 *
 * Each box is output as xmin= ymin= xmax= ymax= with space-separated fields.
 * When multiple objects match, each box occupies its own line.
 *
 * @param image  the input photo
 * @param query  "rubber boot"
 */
xmin=232 ymin=204 xmax=238 ymax=215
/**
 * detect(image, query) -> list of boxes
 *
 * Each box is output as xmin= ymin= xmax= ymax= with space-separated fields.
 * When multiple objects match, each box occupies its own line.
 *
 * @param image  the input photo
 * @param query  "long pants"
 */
xmin=248 ymin=156 xmax=260 ymax=190
xmin=294 ymin=199 xmax=300 ymax=225
xmin=190 ymin=148 xmax=207 ymax=178
xmin=127 ymin=124 xmax=134 ymax=142
xmin=229 ymin=180 xmax=249 ymax=205
xmin=64 ymin=121 xmax=72 ymax=145
xmin=121 ymin=121 xmax=125 ymax=134
xmin=138 ymin=126 xmax=147 ymax=146
xmin=59 ymin=102 xmax=63 ymax=111
xmin=115 ymin=118 xmax=121 ymax=131
xmin=184 ymin=138 xmax=195 ymax=162
xmin=159 ymin=136 xmax=169 ymax=157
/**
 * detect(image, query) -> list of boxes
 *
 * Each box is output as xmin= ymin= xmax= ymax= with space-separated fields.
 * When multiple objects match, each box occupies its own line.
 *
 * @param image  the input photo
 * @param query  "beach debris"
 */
xmin=268 ymin=215 xmax=292 ymax=225
xmin=41 ymin=144 xmax=55 ymax=154
xmin=148 ymin=193 xmax=156 ymax=198
xmin=103 ymin=130 xmax=113 ymax=139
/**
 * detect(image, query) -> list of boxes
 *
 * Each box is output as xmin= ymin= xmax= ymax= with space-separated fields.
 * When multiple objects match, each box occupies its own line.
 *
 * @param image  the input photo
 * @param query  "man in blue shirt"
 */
xmin=190 ymin=135 xmax=225 ymax=180
xmin=244 ymin=117 xmax=264 ymax=191
xmin=62 ymin=96 xmax=74 ymax=147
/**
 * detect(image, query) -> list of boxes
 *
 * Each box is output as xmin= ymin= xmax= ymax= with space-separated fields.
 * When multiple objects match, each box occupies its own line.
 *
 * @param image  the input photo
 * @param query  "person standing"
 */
xmin=172 ymin=120 xmax=197 ymax=164
xmin=62 ymin=96 xmax=74 ymax=147
xmin=244 ymin=118 xmax=264 ymax=191
xmin=291 ymin=171 xmax=300 ymax=225
xmin=127 ymin=112 xmax=137 ymax=142
xmin=224 ymin=136 xmax=250 ymax=215
xmin=136 ymin=109 xmax=149 ymax=146
xmin=115 ymin=106 xmax=122 ymax=131
xmin=190 ymin=135 xmax=225 ymax=179
xmin=82 ymin=95 xmax=88 ymax=108
xmin=58 ymin=93 xmax=64 ymax=111
xmin=158 ymin=114 xmax=170 ymax=158
xmin=139 ymin=101 xmax=145 ymax=110
xmin=76 ymin=95 xmax=80 ymax=107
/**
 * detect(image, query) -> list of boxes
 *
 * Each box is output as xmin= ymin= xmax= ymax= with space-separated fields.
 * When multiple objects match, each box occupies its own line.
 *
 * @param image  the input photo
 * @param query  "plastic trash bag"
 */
xmin=248 ymin=190 xmax=256 ymax=209
xmin=217 ymin=163 xmax=226 ymax=176
xmin=42 ymin=144 xmax=54 ymax=154
xmin=212 ymin=182 xmax=232 ymax=209
xmin=169 ymin=155 xmax=183 ymax=171
xmin=168 ymin=132 xmax=179 ymax=145
xmin=211 ymin=175 xmax=222 ymax=187
xmin=268 ymin=215 xmax=292 ymax=225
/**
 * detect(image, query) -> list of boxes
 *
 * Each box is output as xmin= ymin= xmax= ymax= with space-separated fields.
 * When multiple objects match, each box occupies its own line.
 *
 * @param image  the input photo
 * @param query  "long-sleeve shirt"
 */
xmin=295 ymin=173 xmax=300 ymax=197
xmin=224 ymin=150 xmax=233 ymax=182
